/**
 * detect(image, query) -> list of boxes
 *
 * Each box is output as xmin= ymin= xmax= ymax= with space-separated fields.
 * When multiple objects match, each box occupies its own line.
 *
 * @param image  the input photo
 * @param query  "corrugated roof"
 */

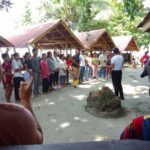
xmin=75 ymin=29 xmax=115 ymax=50
xmin=7 ymin=20 xmax=84 ymax=49
xmin=0 ymin=35 xmax=14 ymax=47
xmin=112 ymin=35 xmax=139 ymax=52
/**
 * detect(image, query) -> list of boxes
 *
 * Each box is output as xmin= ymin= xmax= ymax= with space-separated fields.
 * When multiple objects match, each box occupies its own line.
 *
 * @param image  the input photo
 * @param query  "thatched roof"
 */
xmin=112 ymin=36 xmax=139 ymax=52
xmin=137 ymin=11 xmax=150 ymax=32
xmin=7 ymin=20 xmax=84 ymax=49
xmin=75 ymin=29 xmax=115 ymax=51
xmin=0 ymin=36 xmax=14 ymax=48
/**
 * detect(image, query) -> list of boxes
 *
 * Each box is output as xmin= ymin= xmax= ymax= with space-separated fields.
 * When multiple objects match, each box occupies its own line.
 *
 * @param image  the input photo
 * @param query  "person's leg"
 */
xmin=79 ymin=66 xmax=84 ymax=82
xmin=84 ymin=65 xmax=88 ymax=80
xmin=117 ymin=71 xmax=124 ymax=99
xmin=64 ymin=75 xmax=66 ymax=85
xmin=54 ymin=72 xmax=56 ymax=86
xmin=49 ymin=74 xmax=52 ymax=89
xmin=14 ymin=77 xmax=24 ymax=101
xmin=56 ymin=71 xmax=59 ymax=86
xmin=99 ymin=68 xmax=103 ymax=78
xmin=112 ymin=71 xmax=119 ymax=97
xmin=66 ymin=69 xmax=69 ymax=84
xmin=42 ymin=78 xmax=45 ymax=93
xmin=33 ymin=73 xmax=38 ymax=95
xmin=60 ymin=76 xmax=63 ymax=86
xmin=5 ymin=85 xmax=11 ymax=103
xmin=37 ymin=73 xmax=41 ymax=94
xmin=103 ymin=67 xmax=106 ymax=79
xmin=45 ymin=78 xmax=49 ymax=93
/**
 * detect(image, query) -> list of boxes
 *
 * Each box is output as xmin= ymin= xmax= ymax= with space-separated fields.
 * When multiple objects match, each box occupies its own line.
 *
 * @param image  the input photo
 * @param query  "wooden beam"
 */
xmin=55 ymin=28 xmax=76 ymax=48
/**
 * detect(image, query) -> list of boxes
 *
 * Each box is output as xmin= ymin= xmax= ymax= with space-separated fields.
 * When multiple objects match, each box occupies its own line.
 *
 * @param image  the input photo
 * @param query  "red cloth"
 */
xmin=40 ymin=60 xmax=49 ymax=78
xmin=66 ymin=59 xmax=72 ymax=67
xmin=2 ymin=61 xmax=13 ymax=84
xmin=132 ymin=115 xmax=144 ymax=138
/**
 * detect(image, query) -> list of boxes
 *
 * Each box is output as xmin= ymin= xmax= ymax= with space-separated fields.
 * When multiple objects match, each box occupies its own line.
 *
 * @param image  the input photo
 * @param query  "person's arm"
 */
xmin=19 ymin=77 xmax=43 ymax=143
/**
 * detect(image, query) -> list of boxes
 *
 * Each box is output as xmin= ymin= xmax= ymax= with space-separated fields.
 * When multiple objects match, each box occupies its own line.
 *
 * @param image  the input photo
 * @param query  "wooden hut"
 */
xmin=112 ymin=35 xmax=139 ymax=63
xmin=138 ymin=11 xmax=150 ymax=32
xmin=7 ymin=20 xmax=84 ymax=50
xmin=75 ymin=29 xmax=115 ymax=51
xmin=0 ymin=36 xmax=14 ymax=48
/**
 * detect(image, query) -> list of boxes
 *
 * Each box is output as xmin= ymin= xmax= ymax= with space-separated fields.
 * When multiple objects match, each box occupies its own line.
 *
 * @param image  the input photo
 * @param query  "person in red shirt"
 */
xmin=1 ymin=53 xmax=13 ymax=103
xmin=40 ymin=53 xmax=50 ymax=93
xmin=0 ymin=77 xmax=43 ymax=146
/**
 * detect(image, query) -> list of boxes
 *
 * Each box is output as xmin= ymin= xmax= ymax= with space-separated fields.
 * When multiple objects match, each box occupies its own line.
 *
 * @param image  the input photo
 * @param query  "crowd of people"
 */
xmin=1 ymin=48 xmax=115 ymax=103
xmin=5 ymin=47 xmax=150 ymax=146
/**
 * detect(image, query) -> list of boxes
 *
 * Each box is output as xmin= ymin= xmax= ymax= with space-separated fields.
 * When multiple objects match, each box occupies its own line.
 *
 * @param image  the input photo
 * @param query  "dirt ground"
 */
xmin=0 ymin=67 xmax=150 ymax=144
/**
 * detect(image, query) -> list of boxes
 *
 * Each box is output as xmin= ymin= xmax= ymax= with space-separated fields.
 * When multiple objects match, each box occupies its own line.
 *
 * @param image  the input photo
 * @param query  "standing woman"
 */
xmin=12 ymin=53 xmax=24 ymax=102
xmin=92 ymin=53 xmax=99 ymax=79
xmin=1 ymin=53 xmax=13 ymax=103
xmin=40 ymin=53 xmax=50 ymax=94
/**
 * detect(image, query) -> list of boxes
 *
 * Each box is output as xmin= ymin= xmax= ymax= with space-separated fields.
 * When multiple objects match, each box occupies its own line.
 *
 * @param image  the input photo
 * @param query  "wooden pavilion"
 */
xmin=0 ymin=35 xmax=14 ymax=48
xmin=138 ymin=11 xmax=150 ymax=32
xmin=75 ymin=29 xmax=115 ymax=51
xmin=7 ymin=20 xmax=84 ymax=50
xmin=112 ymin=35 xmax=139 ymax=63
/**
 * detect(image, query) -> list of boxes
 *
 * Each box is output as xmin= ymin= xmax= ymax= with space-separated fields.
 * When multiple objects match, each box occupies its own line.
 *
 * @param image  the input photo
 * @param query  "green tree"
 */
xmin=38 ymin=0 xmax=111 ymax=31
xmin=0 ymin=0 xmax=12 ymax=11
xmin=22 ymin=2 xmax=32 ymax=25
xmin=123 ymin=0 xmax=144 ymax=20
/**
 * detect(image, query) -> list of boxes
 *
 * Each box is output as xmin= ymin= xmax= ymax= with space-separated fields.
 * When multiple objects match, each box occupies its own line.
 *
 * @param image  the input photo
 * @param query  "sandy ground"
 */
xmin=1 ymin=67 xmax=150 ymax=144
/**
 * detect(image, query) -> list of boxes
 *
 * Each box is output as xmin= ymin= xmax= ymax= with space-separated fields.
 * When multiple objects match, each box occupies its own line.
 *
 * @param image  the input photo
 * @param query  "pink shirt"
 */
xmin=40 ymin=60 xmax=49 ymax=78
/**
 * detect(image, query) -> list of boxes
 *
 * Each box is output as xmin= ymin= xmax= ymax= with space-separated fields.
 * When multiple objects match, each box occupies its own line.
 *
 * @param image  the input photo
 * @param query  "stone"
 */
xmin=86 ymin=87 xmax=124 ymax=118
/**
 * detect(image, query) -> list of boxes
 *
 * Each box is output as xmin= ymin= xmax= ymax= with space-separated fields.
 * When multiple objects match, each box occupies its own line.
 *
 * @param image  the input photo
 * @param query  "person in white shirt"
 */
xmin=12 ymin=53 xmax=24 ymax=102
xmin=111 ymin=48 xmax=124 ymax=100
xmin=79 ymin=50 xmax=85 ymax=83
xmin=59 ymin=55 xmax=67 ymax=87
xmin=53 ymin=51 xmax=60 ymax=88
xmin=98 ymin=51 xmax=107 ymax=79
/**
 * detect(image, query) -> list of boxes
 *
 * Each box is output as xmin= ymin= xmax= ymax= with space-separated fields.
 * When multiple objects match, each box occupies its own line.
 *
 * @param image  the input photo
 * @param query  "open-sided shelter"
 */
xmin=0 ymin=35 xmax=14 ymax=48
xmin=112 ymin=35 xmax=139 ymax=63
xmin=7 ymin=20 xmax=84 ymax=50
xmin=138 ymin=11 xmax=150 ymax=32
xmin=75 ymin=29 xmax=115 ymax=51
xmin=112 ymin=36 xmax=139 ymax=52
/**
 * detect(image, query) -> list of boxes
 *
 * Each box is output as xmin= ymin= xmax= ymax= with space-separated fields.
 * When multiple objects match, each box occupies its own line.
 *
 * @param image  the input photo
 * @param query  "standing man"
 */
xmin=111 ymin=48 xmax=124 ymax=100
xmin=12 ymin=53 xmax=24 ymax=102
xmin=79 ymin=50 xmax=85 ymax=83
xmin=98 ymin=51 xmax=107 ymax=79
xmin=47 ymin=51 xmax=55 ymax=90
xmin=31 ymin=48 xmax=41 ymax=97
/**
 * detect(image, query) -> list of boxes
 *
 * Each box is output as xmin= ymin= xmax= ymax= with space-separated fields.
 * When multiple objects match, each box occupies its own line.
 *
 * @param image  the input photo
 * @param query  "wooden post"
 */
xmin=13 ymin=47 xmax=16 ymax=53
xmin=27 ymin=45 xmax=31 ymax=54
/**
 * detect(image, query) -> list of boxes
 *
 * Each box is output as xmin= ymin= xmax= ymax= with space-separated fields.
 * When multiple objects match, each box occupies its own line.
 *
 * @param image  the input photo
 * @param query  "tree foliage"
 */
xmin=22 ymin=2 xmax=32 ymax=26
xmin=0 ymin=0 xmax=12 ymax=11
xmin=123 ymin=0 xmax=144 ymax=20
